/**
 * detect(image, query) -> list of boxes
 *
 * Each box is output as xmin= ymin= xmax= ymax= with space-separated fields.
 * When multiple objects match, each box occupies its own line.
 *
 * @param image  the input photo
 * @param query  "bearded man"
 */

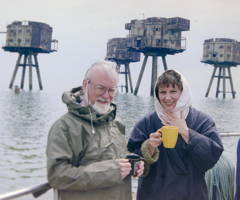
xmin=46 ymin=60 xmax=144 ymax=200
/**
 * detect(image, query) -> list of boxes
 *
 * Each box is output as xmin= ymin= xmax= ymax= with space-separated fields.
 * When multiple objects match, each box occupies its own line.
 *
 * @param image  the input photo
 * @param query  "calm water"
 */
xmin=0 ymin=89 xmax=239 ymax=199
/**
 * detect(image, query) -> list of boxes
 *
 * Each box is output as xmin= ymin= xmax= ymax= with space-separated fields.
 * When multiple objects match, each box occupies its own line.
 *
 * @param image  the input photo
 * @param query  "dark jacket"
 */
xmin=46 ymin=88 xmax=131 ymax=200
xmin=128 ymin=107 xmax=223 ymax=200
xmin=235 ymin=139 xmax=240 ymax=200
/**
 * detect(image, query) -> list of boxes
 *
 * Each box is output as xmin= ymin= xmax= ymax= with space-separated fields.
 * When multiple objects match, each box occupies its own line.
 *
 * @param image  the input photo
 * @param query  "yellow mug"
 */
xmin=160 ymin=126 xmax=179 ymax=148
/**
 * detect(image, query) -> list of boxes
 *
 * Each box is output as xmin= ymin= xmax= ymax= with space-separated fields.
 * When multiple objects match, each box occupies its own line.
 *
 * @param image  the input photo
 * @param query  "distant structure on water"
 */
xmin=14 ymin=85 xmax=20 ymax=94
xmin=106 ymin=37 xmax=140 ymax=93
xmin=2 ymin=21 xmax=58 ymax=90
xmin=125 ymin=17 xmax=190 ymax=96
xmin=202 ymin=38 xmax=240 ymax=98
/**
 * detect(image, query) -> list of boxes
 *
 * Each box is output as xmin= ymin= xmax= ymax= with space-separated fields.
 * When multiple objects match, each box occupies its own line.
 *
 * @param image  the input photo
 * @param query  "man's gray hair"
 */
xmin=84 ymin=60 xmax=119 ymax=82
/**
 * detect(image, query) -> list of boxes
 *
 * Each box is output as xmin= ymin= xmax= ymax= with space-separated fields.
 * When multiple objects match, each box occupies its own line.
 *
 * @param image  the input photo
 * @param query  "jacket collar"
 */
xmin=62 ymin=86 xmax=117 ymax=125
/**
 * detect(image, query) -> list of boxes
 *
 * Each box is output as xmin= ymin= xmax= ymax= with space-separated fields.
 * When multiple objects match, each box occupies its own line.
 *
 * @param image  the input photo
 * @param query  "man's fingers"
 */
xmin=116 ymin=159 xmax=131 ymax=167
xmin=116 ymin=159 xmax=131 ymax=179
xmin=116 ymin=159 xmax=129 ymax=163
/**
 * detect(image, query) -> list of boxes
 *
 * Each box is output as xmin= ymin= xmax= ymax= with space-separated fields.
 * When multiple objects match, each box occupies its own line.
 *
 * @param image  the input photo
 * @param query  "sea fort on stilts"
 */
xmin=125 ymin=17 xmax=190 ymax=96
xmin=2 ymin=21 xmax=58 ymax=91
xmin=106 ymin=37 xmax=140 ymax=93
xmin=202 ymin=38 xmax=240 ymax=99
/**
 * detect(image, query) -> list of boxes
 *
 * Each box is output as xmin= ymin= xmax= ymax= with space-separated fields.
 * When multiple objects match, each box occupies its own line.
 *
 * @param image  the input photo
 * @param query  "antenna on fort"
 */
xmin=202 ymin=38 xmax=239 ymax=99
xmin=125 ymin=17 xmax=190 ymax=96
xmin=2 ymin=21 xmax=58 ymax=91
xmin=106 ymin=38 xmax=140 ymax=93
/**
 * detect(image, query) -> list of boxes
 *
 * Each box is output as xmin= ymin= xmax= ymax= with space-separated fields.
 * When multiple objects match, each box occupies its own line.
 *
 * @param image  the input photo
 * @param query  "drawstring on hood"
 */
xmin=154 ymin=71 xmax=192 ymax=123
xmin=88 ymin=107 xmax=95 ymax=134
xmin=83 ymin=84 xmax=96 ymax=134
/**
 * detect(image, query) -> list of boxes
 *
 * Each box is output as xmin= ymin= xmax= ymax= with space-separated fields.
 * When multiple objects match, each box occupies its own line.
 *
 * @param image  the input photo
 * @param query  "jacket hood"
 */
xmin=154 ymin=71 xmax=192 ymax=122
xmin=62 ymin=86 xmax=117 ymax=125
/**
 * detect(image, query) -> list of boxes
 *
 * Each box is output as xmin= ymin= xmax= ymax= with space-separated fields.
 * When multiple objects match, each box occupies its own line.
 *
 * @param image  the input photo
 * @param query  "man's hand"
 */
xmin=116 ymin=159 xmax=131 ymax=179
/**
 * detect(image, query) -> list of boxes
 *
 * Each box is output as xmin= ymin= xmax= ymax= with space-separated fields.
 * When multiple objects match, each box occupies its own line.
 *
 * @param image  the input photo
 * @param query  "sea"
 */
xmin=0 ymin=68 xmax=240 ymax=199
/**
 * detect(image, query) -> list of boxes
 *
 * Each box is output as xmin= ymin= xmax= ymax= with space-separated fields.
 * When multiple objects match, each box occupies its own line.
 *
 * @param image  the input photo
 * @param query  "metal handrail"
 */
xmin=0 ymin=182 xmax=51 ymax=200
xmin=220 ymin=132 xmax=240 ymax=137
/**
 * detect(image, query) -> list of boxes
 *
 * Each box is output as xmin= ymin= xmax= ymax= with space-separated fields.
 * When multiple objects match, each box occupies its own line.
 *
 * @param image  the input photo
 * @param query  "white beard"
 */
xmin=82 ymin=90 xmax=111 ymax=114
xmin=92 ymin=101 xmax=110 ymax=114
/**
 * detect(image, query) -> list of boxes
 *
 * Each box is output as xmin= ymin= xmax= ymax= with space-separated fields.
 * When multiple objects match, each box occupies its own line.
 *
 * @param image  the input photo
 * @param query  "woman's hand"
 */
xmin=148 ymin=130 xmax=162 ymax=155
xmin=161 ymin=111 xmax=190 ymax=143
xmin=135 ymin=161 xmax=145 ymax=177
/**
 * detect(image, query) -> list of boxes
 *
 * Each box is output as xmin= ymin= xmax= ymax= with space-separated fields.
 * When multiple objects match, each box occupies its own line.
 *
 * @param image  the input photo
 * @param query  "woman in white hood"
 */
xmin=128 ymin=69 xmax=223 ymax=200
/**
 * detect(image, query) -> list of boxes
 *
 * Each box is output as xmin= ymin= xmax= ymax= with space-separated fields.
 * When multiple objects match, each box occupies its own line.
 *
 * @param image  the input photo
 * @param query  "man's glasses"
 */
xmin=88 ymin=80 xmax=118 ymax=97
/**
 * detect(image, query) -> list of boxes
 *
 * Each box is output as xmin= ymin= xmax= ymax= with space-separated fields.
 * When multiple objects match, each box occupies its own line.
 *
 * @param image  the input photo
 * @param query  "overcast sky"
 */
xmin=0 ymin=0 xmax=240 ymax=96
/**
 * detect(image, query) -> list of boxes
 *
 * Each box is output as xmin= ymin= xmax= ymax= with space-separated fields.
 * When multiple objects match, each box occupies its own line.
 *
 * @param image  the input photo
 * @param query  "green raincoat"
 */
xmin=46 ymin=88 xmax=132 ymax=200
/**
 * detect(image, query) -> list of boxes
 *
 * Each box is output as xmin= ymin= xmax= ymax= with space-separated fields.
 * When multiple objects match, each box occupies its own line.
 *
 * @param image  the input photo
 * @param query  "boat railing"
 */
xmin=0 ymin=132 xmax=239 ymax=200
xmin=0 ymin=182 xmax=51 ymax=200
xmin=220 ymin=132 xmax=240 ymax=137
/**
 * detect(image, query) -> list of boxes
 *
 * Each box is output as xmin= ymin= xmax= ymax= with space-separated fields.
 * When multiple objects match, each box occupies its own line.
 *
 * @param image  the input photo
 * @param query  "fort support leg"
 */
xmin=162 ymin=55 xmax=167 ymax=71
xmin=227 ymin=67 xmax=235 ymax=98
xmin=34 ymin=54 xmax=43 ymax=90
xmin=151 ymin=56 xmax=158 ymax=96
xmin=124 ymin=64 xmax=129 ymax=93
xmin=205 ymin=66 xmax=217 ymax=97
xmin=9 ymin=54 xmax=22 ymax=89
xmin=134 ymin=55 xmax=148 ymax=96
xmin=28 ymin=55 xmax=33 ymax=91
xmin=127 ymin=63 xmax=133 ymax=93
xmin=222 ymin=67 xmax=226 ymax=99
xmin=216 ymin=67 xmax=222 ymax=98
xmin=20 ymin=54 xmax=28 ymax=89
